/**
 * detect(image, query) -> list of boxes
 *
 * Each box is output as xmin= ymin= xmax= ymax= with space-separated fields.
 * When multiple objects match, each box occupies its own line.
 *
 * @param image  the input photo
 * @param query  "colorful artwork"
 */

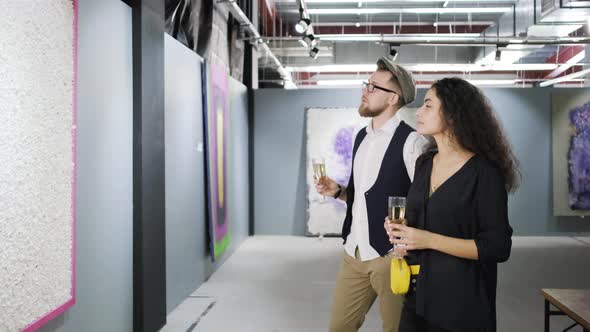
xmin=202 ymin=61 xmax=230 ymax=260
xmin=306 ymin=108 xmax=369 ymax=236
xmin=0 ymin=1 xmax=77 ymax=330
xmin=568 ymin=102 xmax=590 ymax=210
xmin=306 ymin=107 xmax=418 ymax=235
xmin=552 ymin=91 xmax=590 ymax=216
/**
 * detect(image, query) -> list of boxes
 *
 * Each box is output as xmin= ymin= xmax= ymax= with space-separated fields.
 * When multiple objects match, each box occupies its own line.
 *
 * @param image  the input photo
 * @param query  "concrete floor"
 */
xmin=160 ymin=236 xmax=590 ymax=332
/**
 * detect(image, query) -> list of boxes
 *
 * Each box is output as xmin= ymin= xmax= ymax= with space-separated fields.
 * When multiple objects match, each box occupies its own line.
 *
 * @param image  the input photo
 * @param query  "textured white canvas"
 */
xmin=0 ymin=1 xmax=76 ymax=330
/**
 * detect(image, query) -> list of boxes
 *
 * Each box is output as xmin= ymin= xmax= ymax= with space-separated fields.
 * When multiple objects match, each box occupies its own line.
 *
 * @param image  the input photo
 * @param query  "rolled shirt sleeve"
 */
xmin=403 ymin=132 xmax=429 ymax=182
xmin=474 ymin=161 xmax=513 ymax=263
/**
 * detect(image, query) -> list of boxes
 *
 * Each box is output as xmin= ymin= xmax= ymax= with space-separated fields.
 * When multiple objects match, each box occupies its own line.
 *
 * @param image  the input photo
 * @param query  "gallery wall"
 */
xmin=35 ymin=4 xmax=250 ymax=332
xmin=164 ymin=34 xmax=207 ymax=314
xmin=164 ymin=34 xmax=250 ymax=314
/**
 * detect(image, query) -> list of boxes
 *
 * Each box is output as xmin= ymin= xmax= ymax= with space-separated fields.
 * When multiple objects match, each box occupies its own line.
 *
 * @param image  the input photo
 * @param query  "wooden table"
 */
xmin=541 ymin=289 xmax=590 ymax=332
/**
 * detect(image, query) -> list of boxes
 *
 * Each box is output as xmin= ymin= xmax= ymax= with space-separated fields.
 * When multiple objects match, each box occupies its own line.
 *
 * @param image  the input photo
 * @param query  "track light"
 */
xmin=388 ymin=44 xmax=399 ymax=61
xmin=309 ymin=46 xmax=320 ymax=59
xmin=295 ymin=18 xmax=311 ymax=33
xmin=495 ymin=43 xmax=507 ymax=61
xmin=495 ymin=44 xmax=502 ymax=61
xmin=389 ymin=49 xmax=398 ymax=61
xmin=295 ymin=4 xmax=311 ymax=34
xmin=299 ymin=34 xmax=316 ymax=47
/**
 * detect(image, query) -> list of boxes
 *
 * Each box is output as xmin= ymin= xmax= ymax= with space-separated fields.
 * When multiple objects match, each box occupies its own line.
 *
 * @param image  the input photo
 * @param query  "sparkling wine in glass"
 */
xmin=388 ymin=196 xmax=407 ymax=258
xmin=388 ymin=196 xmax=406 ymax=224
xmin=312 ymin=157 xmax=327 ymax=203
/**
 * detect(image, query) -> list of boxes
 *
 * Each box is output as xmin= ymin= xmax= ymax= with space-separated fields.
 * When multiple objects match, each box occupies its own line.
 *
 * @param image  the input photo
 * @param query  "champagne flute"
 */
xmin=388 ymin=196 xmax=407 ymax=258
xmin=312 ymin=157 xmax=327 ymax=203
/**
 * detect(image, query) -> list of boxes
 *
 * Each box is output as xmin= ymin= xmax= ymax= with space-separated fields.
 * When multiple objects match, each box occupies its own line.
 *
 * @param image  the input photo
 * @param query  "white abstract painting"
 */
xmin=305 ymin=107 xmax=418 ymax=236
xmin=0 ymin=1 xmax=77 ymax=330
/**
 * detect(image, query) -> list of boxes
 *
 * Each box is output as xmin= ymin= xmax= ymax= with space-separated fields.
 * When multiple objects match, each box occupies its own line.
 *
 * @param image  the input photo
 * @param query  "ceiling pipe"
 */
xmin=218 ymin=0 xmax=297 ymax=89
xmin=264 ymin=34 xmax=590 ymax=46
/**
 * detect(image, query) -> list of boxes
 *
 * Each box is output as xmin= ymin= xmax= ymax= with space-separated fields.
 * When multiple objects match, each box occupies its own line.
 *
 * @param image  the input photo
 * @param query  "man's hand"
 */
xmin=314 ymin=176 xmax=340 ymax=197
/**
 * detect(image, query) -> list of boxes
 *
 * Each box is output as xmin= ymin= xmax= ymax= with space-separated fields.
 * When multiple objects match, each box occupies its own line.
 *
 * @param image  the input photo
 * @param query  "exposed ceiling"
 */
xmin=253 ymin=0 xmax=590 ymax=88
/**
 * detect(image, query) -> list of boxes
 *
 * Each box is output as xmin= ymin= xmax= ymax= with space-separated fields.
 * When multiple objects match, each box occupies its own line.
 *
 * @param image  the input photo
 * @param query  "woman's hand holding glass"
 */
xmin=384 ymin=221 xmax=436 ymax=251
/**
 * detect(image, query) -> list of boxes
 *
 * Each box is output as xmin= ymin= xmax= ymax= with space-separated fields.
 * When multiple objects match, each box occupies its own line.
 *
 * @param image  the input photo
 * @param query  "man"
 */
xmin=316 ymin=57 xmax=428 ymax=332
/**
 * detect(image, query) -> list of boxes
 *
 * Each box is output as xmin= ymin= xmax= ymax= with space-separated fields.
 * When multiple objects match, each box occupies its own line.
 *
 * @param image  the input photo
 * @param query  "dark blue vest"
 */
xmin=342 ymin=121 xmax=414 ymax=256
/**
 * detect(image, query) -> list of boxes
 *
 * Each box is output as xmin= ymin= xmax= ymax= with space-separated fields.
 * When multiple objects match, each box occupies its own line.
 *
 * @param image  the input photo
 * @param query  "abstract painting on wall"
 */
xmin=0 ymin=0 xmax=77 ymax=330
xmin=305 ymin=107 xmax=419 ymax=236
xmin=306 ymin=108 xmax=367 ymax=236
xmin=567 ymin=102 xmax=590 ymax=210
xmin=552 ymin=91 xmax=590 ymax=216
xmin=202 ymin=61 xmax=231 ymax=260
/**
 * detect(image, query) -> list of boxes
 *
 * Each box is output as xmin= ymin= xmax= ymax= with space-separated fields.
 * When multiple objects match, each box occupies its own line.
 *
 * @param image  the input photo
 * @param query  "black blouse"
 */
xmin=405 ymin=151 xmax=513 ymax=332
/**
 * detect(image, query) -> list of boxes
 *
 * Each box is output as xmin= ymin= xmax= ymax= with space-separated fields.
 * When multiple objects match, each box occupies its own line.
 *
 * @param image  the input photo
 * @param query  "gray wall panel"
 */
xmin=39 ymin=0 xmax=134 ymax=331
xmin=164 ymin=34 xmax=207 ymax=314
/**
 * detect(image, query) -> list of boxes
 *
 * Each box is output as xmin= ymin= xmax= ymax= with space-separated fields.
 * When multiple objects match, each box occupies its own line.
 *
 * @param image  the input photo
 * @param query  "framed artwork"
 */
xmin=0 ymin=1 xmax=77 ymax=330
xmin=552 ymin=91 xmax=590 ymax=216
xmin=202 ymin=61 xmax=231 ymax=260
xmin=305 ymin=106 xmax=418 ymax=236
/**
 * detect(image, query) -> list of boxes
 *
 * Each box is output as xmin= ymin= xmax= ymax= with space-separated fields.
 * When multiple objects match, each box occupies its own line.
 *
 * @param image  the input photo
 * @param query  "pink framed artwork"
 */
xmin=0 ymin=0 xmax=77 ymax=330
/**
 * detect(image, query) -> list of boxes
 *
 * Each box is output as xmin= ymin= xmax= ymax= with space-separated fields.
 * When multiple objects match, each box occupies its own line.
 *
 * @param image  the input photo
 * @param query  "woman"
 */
xmin=384 ymin=78 xmax=520 ymax=332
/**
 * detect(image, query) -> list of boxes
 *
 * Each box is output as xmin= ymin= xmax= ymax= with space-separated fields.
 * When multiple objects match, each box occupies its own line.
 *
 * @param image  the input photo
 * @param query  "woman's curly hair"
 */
xmin=429 ymin=77 xmax=521 ymax=192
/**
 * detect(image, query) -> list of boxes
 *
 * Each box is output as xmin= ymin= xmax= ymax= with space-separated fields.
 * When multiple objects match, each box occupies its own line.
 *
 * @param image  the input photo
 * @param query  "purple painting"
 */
xmin=202 ymin=61 xmax=230 ymax=261
xmin=306 ymin=108 xmax=369 ymax=235
xmin=568 ymin=102 xmax=590 ymax=210
xmin=332 ymin=127 xmax=355 ymax=212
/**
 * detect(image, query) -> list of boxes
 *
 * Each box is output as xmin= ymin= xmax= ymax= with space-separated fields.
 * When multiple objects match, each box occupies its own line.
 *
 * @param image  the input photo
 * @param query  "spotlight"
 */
xmin=295 ymin=18 xmax=311 ymax=34
xmin=299 ymin=34 xmax=316 ymax=47
xmin=309 ymin=46 xmax=320 ymax=59
xmin=388 ymin=44 xmax=399 ymax=61
xmin=495 ymin=49 xmax=502 ymax=61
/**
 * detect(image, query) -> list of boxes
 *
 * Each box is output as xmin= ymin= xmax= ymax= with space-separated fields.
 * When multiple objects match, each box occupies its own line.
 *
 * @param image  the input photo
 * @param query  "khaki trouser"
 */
xmin=329 ymin=248 xmax=403 ymax=332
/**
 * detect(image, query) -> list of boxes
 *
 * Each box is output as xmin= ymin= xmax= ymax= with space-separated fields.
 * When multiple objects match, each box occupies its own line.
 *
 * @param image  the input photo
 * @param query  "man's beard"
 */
xmin=358 ymin=103 xmax=386 ymax=118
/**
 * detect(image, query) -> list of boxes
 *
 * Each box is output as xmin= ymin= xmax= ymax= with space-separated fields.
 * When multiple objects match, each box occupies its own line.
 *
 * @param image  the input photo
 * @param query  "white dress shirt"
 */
xmin=344 ymin=114 xmax=429 ymax=261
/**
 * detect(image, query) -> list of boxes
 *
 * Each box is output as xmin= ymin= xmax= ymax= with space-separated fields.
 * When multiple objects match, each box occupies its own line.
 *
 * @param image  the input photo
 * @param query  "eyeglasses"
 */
xmin=362 ymin=81 xmax=399 ymax=95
